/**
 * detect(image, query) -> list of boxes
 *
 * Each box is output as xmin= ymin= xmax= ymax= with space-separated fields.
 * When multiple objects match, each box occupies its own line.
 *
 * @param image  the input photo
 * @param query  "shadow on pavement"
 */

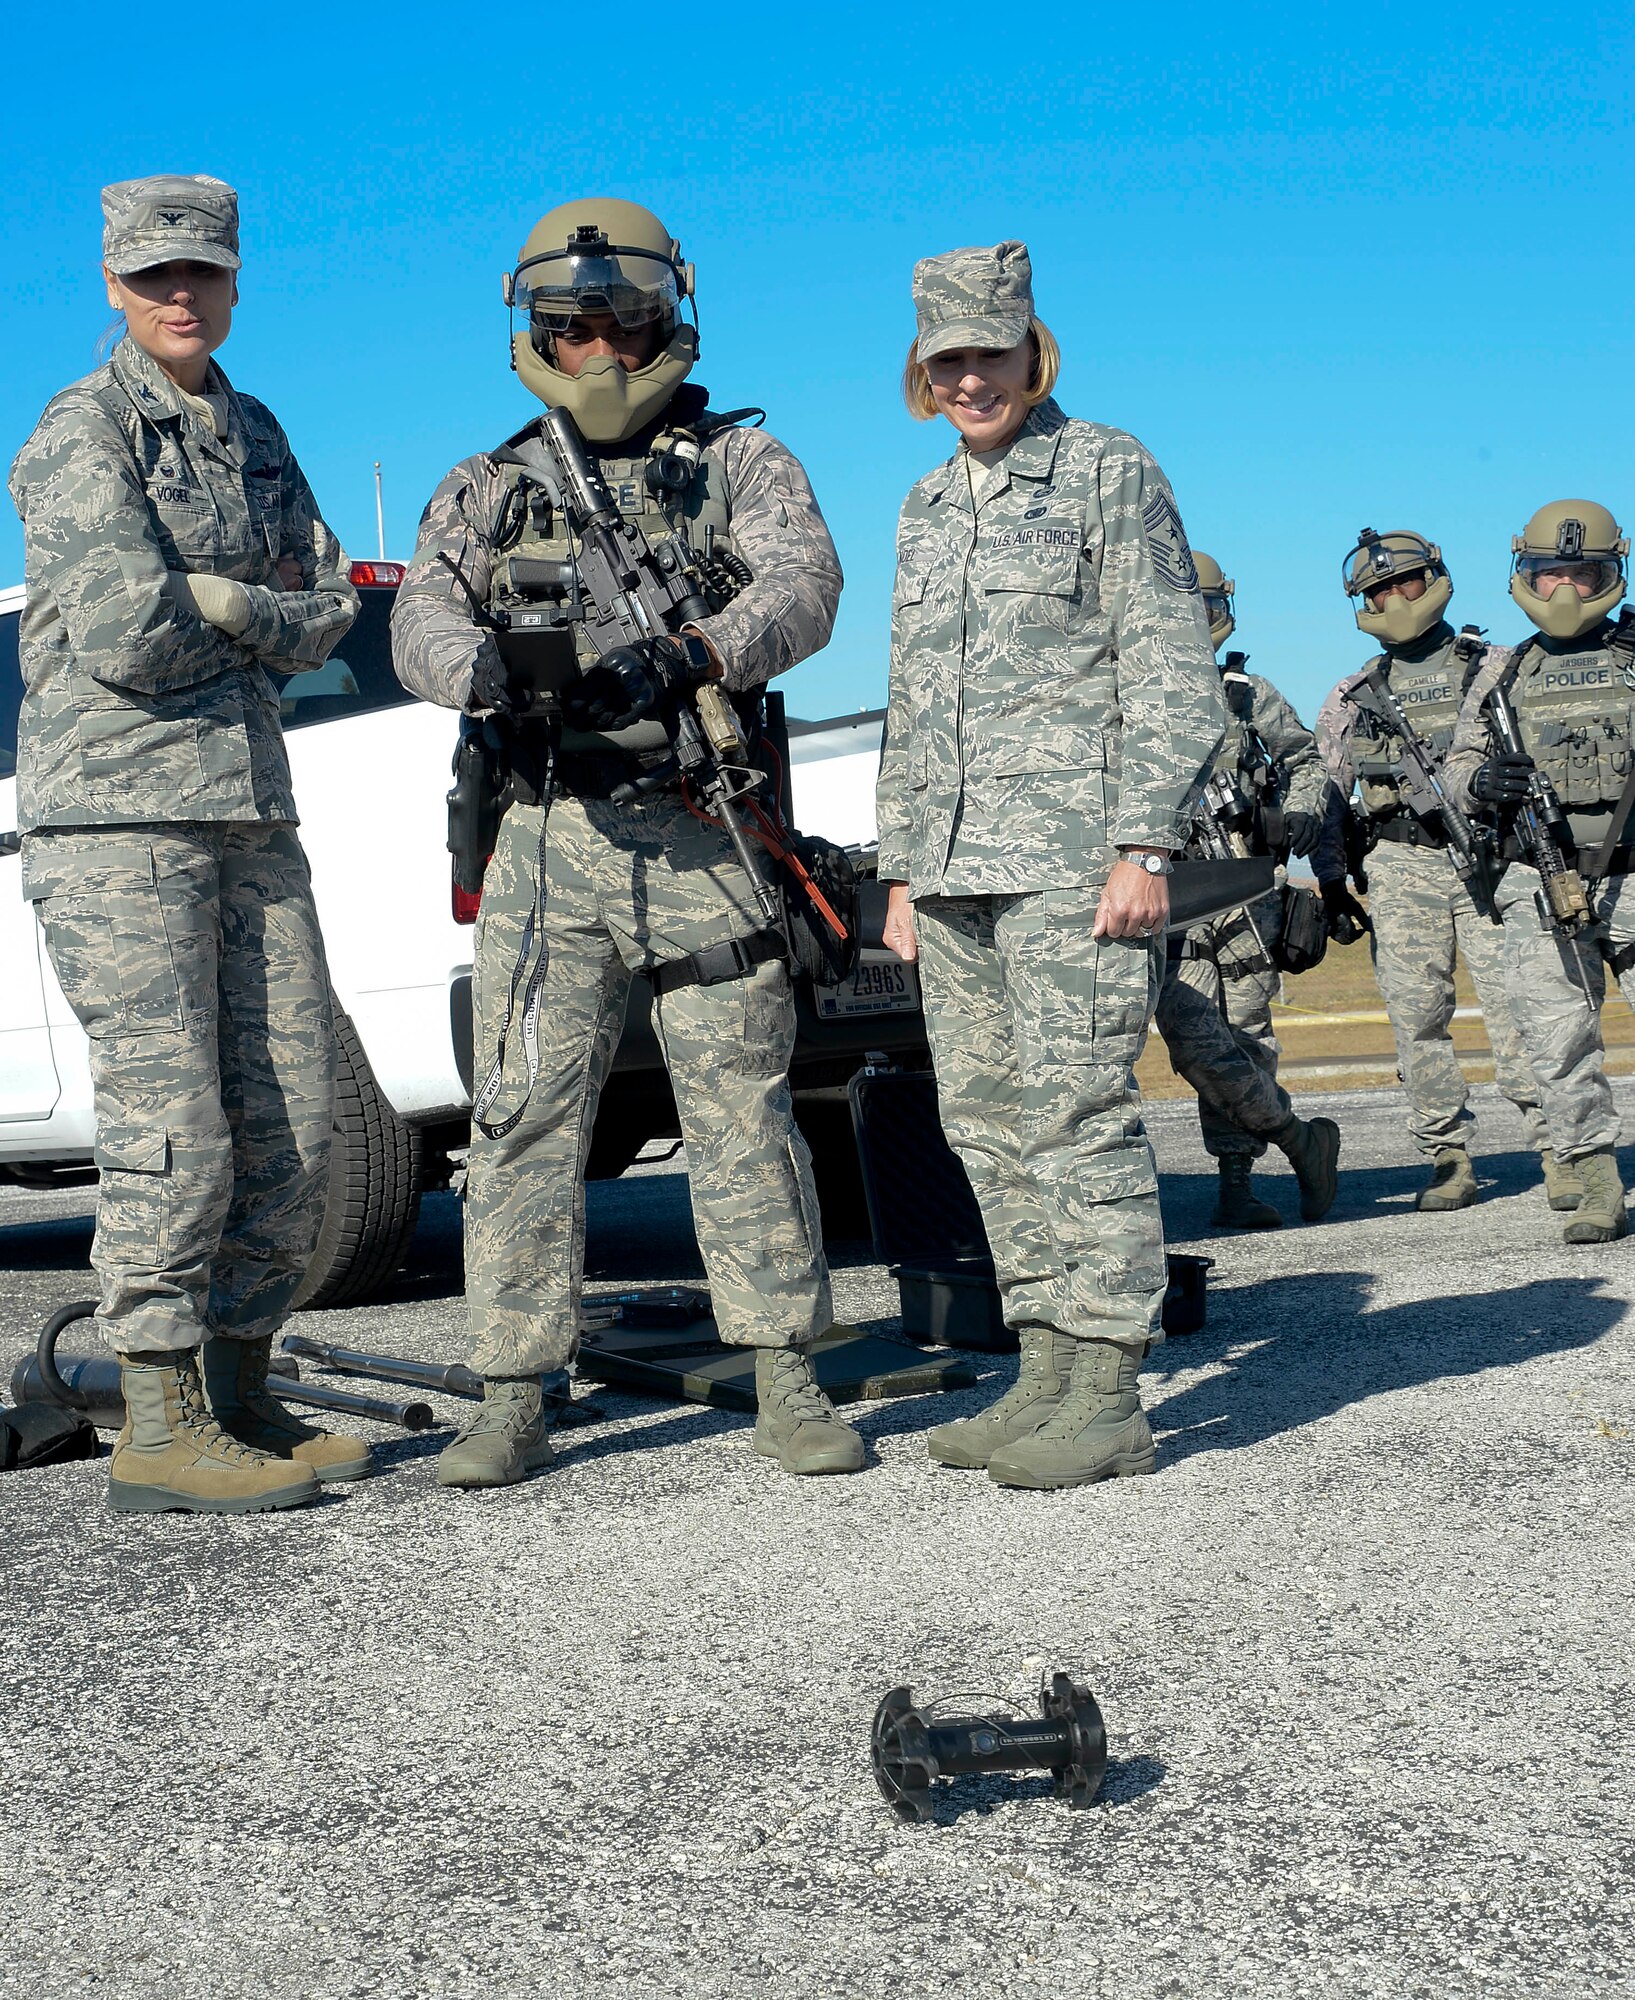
xmin=1159 ymin=1143 xmax=1618 ymax=1242
xmin=906 ymin=1748 xmax=1165 ymax=1825
xmin=556 ymin=1399 xmax=745 ymax=1467
xmin=1146 ymin=1270 xmax=1623 ymax=1463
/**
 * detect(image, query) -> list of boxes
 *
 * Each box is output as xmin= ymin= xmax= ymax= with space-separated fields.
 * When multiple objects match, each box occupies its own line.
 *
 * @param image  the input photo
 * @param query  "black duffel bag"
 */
xmin=0 ymin=1402 xmax=100 ymax=1471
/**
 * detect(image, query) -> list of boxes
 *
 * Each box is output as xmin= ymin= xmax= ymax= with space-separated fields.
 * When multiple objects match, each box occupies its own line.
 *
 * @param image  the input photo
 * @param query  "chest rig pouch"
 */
xmin=1510 ymin=611 xmax=1635 ymax=822
xmin=482 ymin=409 xmax=753 ymax=790
xmin=1354 ymin=629 xmax=1481 ymax=820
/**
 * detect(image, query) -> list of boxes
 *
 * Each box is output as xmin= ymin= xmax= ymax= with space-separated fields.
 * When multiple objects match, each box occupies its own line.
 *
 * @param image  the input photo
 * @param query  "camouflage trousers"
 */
xmin=464 ymin=793 xmax=831 ymax=1377
xmin=1492 ymin=863 xmax=1635 ymax=1161
xmin=1367 ymin=840 xmax=1548 ymax=1157
xmin=913 ymin=889 xmax=1165 ymax=1355
xmin=1155 ymin=889 xmax=1290 ymax=1160
xmin=23 ymin=822 xmax=333 ymax=1355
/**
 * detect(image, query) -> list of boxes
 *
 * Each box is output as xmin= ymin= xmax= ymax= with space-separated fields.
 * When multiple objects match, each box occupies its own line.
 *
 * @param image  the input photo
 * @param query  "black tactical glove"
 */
xmin=1471 ymin=752 xmax=1535 ymax=805
xmin=468 ymin=648 xmax=524 ymax=716
xmin=1320 ymin=878 xmax=1371 ymax=943
xmin=1283 ymin=810 xmax=1323 ymax=859
xmin=564 ymin=635 xmax=713 ymax=733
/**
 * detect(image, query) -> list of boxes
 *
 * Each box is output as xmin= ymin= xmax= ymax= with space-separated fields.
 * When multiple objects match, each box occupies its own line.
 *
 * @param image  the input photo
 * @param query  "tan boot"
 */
xmin=753 ymin=1347 xmax=865 ymax=1475
xmin=1562 ymin=1149 xmax=1629 ymax=1245
xmin=202 ymin=1336 xmax=373 ymax=1482
xmin=985 ymin=1340 xmax=1155 ymax=1490
xmin=1540 ymin=1149 xmax=1584 ymax=1212
xmin=928 ymin=1324 xmax=1075 ymax=1469
xmin=1273 ymin=1116 xmax=1341 ymax=1220
xmin=1417 ymin=1148 xmax=1478 ymax=1212
xmin=436 ymin=1379 xmax=555 ymax=1488
xmin=109 ymin=1352 xmax=319 ymax=1515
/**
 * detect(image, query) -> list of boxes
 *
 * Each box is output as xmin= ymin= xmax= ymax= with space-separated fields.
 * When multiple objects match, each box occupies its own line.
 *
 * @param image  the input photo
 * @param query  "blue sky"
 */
xmin=4 ymin=3 xmax=1631 ymax=726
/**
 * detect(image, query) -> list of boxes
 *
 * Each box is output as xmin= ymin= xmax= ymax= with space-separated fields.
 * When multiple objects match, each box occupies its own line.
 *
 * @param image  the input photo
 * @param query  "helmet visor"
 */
xmin=513 ymin=244 xmax=680 ymax=331
xmin=1514 ymin=553 xmax=1623 ymax=602
xmin=1202 ymin=591 xmax=1234 ymax=629
xmin=1344 ymin=534 xmax=1440 ymax=597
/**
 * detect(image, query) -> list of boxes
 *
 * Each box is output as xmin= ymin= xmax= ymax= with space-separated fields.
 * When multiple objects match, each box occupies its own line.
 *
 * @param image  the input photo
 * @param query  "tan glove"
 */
xmin=168 ymin=570 xmax=254 ymax=636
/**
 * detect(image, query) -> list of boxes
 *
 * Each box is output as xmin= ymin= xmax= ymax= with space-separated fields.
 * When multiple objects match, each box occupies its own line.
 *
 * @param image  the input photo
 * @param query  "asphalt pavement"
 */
xmin=1 ymin=1083 xmax=1630 ymax=1999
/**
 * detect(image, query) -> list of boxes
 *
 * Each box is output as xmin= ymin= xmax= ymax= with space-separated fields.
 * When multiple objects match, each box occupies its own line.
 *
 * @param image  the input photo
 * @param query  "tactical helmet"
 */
xmin=504 ymin=197 xmax=697 ymax=445
xmin=1194 ymin=551 xmax=1235 ymax=651
xmin=1509 ymin=499 xmax=1628 ymax=641
xmin=1342 ymin=528 xmax=1452 ymax=646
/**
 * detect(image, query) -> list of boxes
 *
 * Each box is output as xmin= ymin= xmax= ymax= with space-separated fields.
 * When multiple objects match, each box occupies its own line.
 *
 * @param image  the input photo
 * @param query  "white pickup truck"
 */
xmin=0 ymin=572 xmax=922 ymax=1302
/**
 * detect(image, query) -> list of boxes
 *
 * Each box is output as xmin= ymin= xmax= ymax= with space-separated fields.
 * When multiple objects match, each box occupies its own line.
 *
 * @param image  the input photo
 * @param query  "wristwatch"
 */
xmin=1121 ymin=850 xmax=1174 ymax=877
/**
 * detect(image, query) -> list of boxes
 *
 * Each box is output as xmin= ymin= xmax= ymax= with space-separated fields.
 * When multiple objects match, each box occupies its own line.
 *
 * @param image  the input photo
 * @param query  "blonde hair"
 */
xmin=901 ymin=318 xmax=1060 ymax=421
xmin=95 ymin=312 xmax=127 ymax=362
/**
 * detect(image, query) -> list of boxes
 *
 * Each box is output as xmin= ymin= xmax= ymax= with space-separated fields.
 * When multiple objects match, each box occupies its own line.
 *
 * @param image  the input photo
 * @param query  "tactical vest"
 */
xmin=486 ymin=412 xmax=738 ymax=783
xmin=1505 ymin=609 xmax=1635 ymax=853
xmin=1353 ymin=624 xmax=1481 ymax=821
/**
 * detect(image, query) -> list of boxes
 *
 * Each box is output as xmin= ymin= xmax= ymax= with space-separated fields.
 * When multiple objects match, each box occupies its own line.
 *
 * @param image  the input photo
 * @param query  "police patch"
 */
xmin=1141 ymin=488 xmax=1199 ymax=593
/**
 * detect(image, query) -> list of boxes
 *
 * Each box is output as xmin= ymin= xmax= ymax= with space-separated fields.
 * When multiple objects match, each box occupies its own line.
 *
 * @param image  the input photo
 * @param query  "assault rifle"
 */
xmin=1221 ymin=658 xmax=1289 ymax=855
xmin=502 ymin=409 xmax=782 ymax=927
xmin=1342 ymin=665 xmax=1499 ymax=920
xmin=1484 ymin=680 xmax=1593 ymax=935
xmin=1188 ymin=773 xmax=1272 ymax=972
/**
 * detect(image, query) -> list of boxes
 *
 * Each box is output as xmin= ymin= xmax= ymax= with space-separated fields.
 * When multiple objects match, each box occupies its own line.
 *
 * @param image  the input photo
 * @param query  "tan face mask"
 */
xmin=1510 ymin=566 xmax=1625 ymax=642
xmin=1354 ymin=571 xmax=1452 ymax=647
xmin=512 ymin=323 xmax=698 ymax=445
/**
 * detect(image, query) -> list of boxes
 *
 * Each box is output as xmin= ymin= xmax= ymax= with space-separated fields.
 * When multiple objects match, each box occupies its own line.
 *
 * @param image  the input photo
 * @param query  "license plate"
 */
xmin=814 ymin=956 xmax=920 ymax=1019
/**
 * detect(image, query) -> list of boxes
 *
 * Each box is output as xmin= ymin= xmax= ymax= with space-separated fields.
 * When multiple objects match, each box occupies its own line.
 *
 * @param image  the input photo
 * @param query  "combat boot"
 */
xmin=1540 ymin=1149 xmax=1584 ymax=1212
xmin=1210 ymin=1154 xmax=1283 ymax=1231
xmin=1272 ymin=1114 xmax=1341 ymax=1221
xmin=753 ymin=1347 xmax=865 ymax=1476
xmin=1417 ymin=1147 xmax=1478 ymax=1212
xmin=1562 ymin=1149 xmax=1629 ymax=1245
xmin=202 ymin=1336 xmax=373 ymax=1482
xmin=436 ymin=1378 xmax=554 ymax=1488
xmin=927 ymin=1324 xmax=1075 ymax=1470
xmin=985 ymin=1339 xmax=1154 ymax=1490
xmin=108 ymin=1351 xmax=319 ymax=1515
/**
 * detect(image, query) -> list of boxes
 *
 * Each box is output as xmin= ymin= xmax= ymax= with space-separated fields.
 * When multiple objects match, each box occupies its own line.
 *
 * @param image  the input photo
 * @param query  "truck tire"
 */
xmin=294 ymin=1011 xmax=423 ymax=1310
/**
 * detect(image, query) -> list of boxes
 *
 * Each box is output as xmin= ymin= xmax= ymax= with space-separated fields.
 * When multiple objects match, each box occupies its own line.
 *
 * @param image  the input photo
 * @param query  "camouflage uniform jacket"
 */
xmin=876 ymin=399 xmax=1223 ymax=896
xmin=7 ymin=337 xmax=356 ymax=834
xmin=390 ymin=408 xmax=841 ymax=710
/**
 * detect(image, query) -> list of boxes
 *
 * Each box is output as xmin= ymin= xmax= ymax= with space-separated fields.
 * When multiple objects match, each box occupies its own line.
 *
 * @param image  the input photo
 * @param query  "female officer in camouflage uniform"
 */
xmin=877 ymin=241 xmax=1224 ymax=1490
xmin=8 ymin=176 xmax=362 ymax=1513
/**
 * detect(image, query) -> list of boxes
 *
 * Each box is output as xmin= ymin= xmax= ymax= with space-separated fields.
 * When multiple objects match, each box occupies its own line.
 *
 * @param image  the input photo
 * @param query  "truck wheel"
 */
xmin=796 ymin=1100 xmax=872 ymax=1242
xmin=294 ymin=1011 xmax=423 ymax=1309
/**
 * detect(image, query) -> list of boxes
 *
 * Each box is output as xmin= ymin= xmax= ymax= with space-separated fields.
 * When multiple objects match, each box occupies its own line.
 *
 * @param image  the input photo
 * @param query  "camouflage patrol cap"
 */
xmin=101 ymin=175 xmax=240 ymax=276
xmin=912 ymin=240 xmax=1034 ymax=359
